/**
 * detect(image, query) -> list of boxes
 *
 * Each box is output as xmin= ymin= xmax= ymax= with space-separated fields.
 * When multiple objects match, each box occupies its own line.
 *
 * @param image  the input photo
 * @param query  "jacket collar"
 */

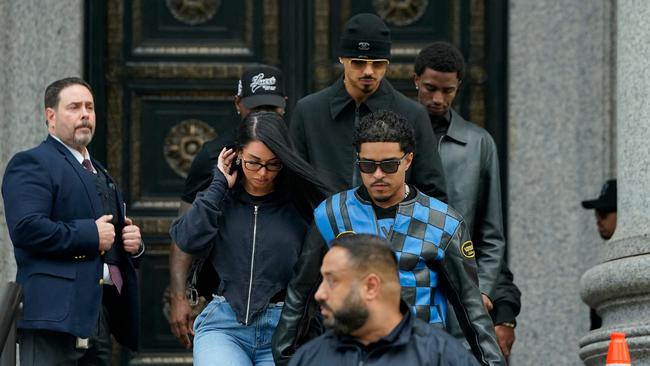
xmin=329 ymin=76 xmax=395 ymax=120
xmin=444 ymin=109 xmax=470 ymax=144
xmin=353 ymin=184 xmax=421 ymax=207
xmin=45 ymin=135 xmax=105 ymax=217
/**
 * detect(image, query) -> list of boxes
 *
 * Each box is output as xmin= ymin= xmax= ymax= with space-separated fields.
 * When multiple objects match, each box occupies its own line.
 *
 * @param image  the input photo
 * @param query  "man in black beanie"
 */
xmin=287 ymin=13 xmax=447 ymax=201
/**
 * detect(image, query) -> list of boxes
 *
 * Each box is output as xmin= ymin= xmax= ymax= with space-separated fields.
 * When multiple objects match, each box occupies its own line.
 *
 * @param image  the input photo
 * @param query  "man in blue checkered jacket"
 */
xmin=272 ymin=110 xmax=504 ymax=366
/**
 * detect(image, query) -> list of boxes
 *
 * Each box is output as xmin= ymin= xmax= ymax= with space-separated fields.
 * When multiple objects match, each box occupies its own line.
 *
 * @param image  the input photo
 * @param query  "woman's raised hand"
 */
xmin=217 ymin=147 xmax=239 ymax=188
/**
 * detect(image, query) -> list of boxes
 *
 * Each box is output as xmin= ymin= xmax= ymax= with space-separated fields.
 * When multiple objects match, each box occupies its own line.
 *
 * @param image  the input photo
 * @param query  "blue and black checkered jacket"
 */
xmin=314 ymin=188 xmax=459 ymax=326
xmin=275 ymin=186 xmax=505 ymax=365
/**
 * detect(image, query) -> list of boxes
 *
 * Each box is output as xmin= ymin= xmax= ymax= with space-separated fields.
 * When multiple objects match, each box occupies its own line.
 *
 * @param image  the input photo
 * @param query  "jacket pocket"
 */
xmin=23 ymin=270 xmax=76 ymax=322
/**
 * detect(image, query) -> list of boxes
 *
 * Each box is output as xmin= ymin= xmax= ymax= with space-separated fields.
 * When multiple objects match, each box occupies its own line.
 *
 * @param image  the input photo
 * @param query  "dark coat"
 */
xmin=288 ymin=302 xmax=480 ymax=366
xmin=289 ymin=76 xmax=447 ymax=202
xmin=2 ymin=135 xmax=140 ymax=350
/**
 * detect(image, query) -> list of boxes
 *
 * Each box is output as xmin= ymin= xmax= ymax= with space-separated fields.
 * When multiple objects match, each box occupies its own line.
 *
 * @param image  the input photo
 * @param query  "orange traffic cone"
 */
xmin=606 ymin=332 xmax=632 ymax=365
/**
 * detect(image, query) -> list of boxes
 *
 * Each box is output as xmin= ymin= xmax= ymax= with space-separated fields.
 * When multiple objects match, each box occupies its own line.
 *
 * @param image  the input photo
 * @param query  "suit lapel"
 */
xmin=45 ymin=136 xmax=103 ymax=218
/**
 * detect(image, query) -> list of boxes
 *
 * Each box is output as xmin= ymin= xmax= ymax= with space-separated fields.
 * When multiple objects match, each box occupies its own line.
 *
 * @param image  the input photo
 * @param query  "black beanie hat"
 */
xmin=340 ymin=13 xmax=391 ymax=60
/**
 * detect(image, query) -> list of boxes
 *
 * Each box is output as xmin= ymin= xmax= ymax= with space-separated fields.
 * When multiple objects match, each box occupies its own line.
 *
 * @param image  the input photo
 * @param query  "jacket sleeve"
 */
xmin=289 ymin=101 xmax=309 ymax=162
xmin=272 ymin=224 xmax=327 ymax=366
xmin=473 ymin=136 xmax=506 ymax=298
xmin=409 ymin=106 xmax=448 ymax=202
xmin=439 ymin=220 xmax=505 ymax=366
xmin=2 ymin=152 xmax=98 ymax=256
xmin=490 ymin=262 xmax=521 ymax=325
xmin=169 ymin=168 xmax=229 ymax=255
xmin=180 ymin=140 xmax=216 ymax=204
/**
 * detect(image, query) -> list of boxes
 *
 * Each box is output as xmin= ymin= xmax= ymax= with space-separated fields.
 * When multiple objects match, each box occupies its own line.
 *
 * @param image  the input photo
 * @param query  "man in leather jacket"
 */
xmin=413 ymin=42 xmax=521 ymax=360
xmin=288 ymin=234 xmax=479 ymax=366
xmin=272 ymin=110 xmax=504 ymax=365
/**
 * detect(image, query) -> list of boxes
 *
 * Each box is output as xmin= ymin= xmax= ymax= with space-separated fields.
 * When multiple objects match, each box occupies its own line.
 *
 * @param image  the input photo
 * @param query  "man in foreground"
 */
xmin=289 ymin=234 xmax=478 ymax=365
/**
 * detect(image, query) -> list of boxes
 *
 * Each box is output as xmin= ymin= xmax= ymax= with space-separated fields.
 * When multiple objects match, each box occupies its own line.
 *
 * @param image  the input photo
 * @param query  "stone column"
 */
xmin=0 ymin=0 xmax=84 ymax=284
xmin=579 ymin=2 xmax=650 ymax=364
xmin=508 ymin=1 xmax=615 ymax=364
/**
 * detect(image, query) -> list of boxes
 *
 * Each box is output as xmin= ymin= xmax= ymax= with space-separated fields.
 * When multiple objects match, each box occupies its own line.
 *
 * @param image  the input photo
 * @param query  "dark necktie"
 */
xmin=82 ymin=159 xmax=94 ymax=173
xmin=81 ymin=158 xmax=123 ymax=293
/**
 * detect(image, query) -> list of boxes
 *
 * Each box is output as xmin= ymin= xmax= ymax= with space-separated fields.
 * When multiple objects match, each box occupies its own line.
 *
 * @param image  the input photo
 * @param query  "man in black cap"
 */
xmin=581 ymin=179 xmax=617 ymax=241
xmin=167 ymin=64 xmax=288 ymax=348
xmin=581 ymin=179 xmax=617 ymax=330
xmin=288 ymin=13 xmax=447 ymax=201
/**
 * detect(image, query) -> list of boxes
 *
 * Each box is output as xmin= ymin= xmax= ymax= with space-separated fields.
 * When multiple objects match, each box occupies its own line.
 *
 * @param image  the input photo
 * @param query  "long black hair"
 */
xmin=235 ymin=111 xmax=331 ymax=220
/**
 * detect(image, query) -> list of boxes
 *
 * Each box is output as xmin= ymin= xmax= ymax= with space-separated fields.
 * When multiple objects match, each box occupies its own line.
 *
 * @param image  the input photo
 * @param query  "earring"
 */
xmin=236 ymin=110 xmax=241 ymax=115
xmin=235 ymin=158 xmax=241 ymax=165
xmin=415 ymin=85 xmax=419 ymax=90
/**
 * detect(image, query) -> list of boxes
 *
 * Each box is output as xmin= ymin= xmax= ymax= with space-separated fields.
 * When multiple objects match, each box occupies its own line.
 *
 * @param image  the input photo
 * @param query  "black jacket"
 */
xmin=288 ymin=301 xmax=479 ymax=366
xmin=436 ymin=110 xmax=520 ymax=323
xmin=490 ymin=264 xmax=521 ymax=325
xmin=290 ymin=76 xmax=447 ymax=201
xmin=170 ymin=170 xmax=309 ymax=325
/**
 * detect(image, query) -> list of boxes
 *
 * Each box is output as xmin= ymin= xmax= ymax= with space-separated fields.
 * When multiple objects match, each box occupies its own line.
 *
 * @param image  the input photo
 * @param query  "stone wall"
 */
xmin=0 ymin=0 xmax=84 ymax=284
xmin=508 ymin=1 xmax=616 ymax=364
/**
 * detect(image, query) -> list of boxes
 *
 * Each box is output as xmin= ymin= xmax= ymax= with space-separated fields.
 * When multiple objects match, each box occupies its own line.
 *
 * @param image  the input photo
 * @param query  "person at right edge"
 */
xmin=288 ymin=13 xmax=448 ymax=201
xmin=581 ymin=179 xmax=617 ymax=330
xmin=413 ymin=42 xmax=521 ymax=361
xmin=273 ymin=110 xmax=504 ymax=365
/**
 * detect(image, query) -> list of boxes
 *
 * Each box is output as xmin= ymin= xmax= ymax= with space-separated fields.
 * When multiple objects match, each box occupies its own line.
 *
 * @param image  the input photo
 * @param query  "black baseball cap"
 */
xmin=581 ymin=179 xmax=616 ymax=211
xmin=237 ymin=65 xmax=286 ymax=109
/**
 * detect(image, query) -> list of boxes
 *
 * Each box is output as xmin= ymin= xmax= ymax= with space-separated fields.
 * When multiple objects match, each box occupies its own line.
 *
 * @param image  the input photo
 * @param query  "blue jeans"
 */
xmin=193 ymin=295 xmax=283 ymax=366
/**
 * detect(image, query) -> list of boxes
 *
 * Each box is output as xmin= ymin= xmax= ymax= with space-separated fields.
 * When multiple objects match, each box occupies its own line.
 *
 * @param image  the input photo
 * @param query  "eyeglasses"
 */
xmin=356 ymin=153 xmax=408 ymax=174
xmin=243 ymin=160 xmax=283 ymax=172
xmin=348 ymin=58 xmax=390 ymax=70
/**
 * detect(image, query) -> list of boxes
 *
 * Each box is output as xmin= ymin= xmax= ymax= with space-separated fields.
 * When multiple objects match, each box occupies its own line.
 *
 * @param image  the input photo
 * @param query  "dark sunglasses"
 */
xmin=243 ymin=160 xmax=283 ymax=172
xmin=348 ymin=58 xmax=390 ymax=70
xmin=356 ymin=153 xmax=408 ymax=174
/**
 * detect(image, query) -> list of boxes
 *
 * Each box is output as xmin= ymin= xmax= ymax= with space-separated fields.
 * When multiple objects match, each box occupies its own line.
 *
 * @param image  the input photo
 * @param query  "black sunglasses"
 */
xmin=356 ymin=153 xmax=408 ymax=174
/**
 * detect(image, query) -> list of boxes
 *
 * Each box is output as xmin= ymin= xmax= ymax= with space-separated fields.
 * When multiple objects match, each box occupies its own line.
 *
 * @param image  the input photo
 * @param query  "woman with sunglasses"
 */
xmin=170 ymin=111 xmax=329 ymax=366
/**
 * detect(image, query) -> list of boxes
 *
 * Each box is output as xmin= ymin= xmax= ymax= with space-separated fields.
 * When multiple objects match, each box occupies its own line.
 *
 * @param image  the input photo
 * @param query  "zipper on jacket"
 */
xmin=244 ymin=205 xmax=259 ymax=325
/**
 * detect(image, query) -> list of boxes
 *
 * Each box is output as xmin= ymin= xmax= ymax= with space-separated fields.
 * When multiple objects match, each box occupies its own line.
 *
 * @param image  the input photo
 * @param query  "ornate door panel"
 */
xmin=85 ymin=0 xmax=506 ymax=364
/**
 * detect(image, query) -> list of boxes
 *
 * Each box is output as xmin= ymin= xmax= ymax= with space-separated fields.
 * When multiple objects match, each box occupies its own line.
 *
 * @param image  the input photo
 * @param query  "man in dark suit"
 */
xmin=2 ymin=77 xmax=144 ymax=365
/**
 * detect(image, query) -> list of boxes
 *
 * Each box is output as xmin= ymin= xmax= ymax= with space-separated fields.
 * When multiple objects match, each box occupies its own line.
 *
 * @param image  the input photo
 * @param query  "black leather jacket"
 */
xmin=288 ymin=301 xmax=480 ymax=366
xmin=437 ymin=109 xmax=505 ymax=299
xmin=272 ymin=186 xmax=504 ymax=366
